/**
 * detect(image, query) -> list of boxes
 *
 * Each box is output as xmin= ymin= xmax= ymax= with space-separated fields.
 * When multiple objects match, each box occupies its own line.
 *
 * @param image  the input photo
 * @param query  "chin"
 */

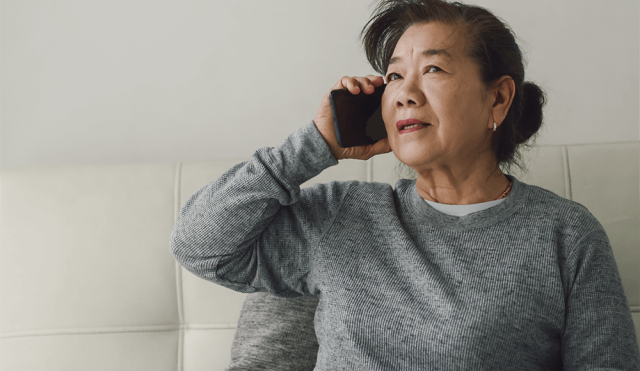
xmin=391 ymin=141 xmax=434 ymax=170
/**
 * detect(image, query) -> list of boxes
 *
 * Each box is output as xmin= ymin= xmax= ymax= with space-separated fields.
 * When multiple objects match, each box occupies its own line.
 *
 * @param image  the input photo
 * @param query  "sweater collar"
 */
xmin=399 ymin=175 xmax=527 ymax=230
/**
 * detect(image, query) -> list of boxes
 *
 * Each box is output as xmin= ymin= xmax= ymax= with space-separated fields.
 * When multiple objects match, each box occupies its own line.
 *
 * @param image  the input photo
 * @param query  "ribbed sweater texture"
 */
xmin=171 ymin=121 xmax=640 ymax=370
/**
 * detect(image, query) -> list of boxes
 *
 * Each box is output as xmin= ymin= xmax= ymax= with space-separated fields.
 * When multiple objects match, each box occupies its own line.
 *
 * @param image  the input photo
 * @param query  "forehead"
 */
xmin=390 ymin=22 xmax=467 ymax=62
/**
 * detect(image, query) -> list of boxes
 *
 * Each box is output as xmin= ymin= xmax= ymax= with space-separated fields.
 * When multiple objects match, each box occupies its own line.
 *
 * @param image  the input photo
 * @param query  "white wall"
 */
xmin=1 ymin=0 xmax=638 ymax=169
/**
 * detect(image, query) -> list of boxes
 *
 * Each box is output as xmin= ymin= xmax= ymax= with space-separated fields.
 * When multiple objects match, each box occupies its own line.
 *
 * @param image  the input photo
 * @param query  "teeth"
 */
xmin=403 ymin=124 xmax=422 ymax=130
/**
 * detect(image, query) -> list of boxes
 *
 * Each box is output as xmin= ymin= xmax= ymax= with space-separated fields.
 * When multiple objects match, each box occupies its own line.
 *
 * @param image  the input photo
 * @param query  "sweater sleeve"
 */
xmin=562 ymin=227 xmax=640 ymax=370
xmin=170 ymin=121 xmax=344 ymax=297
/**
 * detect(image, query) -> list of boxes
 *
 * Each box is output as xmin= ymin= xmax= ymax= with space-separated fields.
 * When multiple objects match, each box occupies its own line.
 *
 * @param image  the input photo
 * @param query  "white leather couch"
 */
xmin=2 ymin=142 xmax=639 ymax=370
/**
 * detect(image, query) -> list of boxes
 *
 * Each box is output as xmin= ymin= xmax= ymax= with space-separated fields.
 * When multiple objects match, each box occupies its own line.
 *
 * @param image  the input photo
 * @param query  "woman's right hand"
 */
xmin=313 ymin=75 xmax=392 ymax=161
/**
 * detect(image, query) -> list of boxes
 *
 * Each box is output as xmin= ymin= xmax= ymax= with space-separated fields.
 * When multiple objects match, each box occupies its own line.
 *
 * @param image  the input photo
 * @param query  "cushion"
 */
xmin=225 ymin=293 xmax=319 ymax=370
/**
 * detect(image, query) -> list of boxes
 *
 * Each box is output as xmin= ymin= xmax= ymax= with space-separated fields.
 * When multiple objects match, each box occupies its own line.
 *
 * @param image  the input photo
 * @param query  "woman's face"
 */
xmin=381 ymin=22 xmax=494 ymax=173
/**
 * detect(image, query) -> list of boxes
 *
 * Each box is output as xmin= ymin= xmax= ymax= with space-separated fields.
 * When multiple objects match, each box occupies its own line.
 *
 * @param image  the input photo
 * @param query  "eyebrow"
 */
xmin=388 ymin=49 xmax=453 ymax=66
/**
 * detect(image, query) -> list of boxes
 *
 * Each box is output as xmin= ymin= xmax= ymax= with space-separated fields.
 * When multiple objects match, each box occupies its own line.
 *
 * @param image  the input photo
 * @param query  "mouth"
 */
xmin=396 ymin=119 xmax=431 ymax=134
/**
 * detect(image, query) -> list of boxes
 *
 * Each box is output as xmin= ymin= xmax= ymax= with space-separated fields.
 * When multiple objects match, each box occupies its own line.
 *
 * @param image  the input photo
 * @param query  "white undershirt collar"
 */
xmin=424 ymin=197 xmax=507 ymax=217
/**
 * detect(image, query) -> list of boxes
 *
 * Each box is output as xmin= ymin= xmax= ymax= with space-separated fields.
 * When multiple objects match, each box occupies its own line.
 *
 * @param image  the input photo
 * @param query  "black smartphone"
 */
xmin=329 ymin=84 xmax=387 ymax=148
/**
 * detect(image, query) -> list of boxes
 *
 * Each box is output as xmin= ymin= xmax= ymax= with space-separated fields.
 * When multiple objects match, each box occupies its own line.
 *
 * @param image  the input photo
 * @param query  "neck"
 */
xmin=415 ymin=162 xmax=509 ymax=205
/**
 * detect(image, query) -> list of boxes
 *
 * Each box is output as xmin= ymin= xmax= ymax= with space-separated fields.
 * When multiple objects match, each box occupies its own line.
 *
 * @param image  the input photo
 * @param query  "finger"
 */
xmin=332 ymin=78 xmax=345 ymax=90
xmin=372 ymin=138 xmax=392 ymax=155
xmin=356 ymin=75 xmax=385 ymax=94
xmin=353 ymin=76 xmax=376 ymax=95
xmin=334 ymin=76 xmax=384 ymax=95
xmin=364 ymin=138 xmax=392 ymax=159
xmin=365 ymin=75 xmax=385 ymax=88
xmin=343 ymin=138 xmax=391 ymax=161
xmin=339 ymin=76 xmax=361 ymax=95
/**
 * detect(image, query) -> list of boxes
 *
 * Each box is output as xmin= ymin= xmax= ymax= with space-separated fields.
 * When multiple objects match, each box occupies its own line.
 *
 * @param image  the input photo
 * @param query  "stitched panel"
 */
xmin=1 ymin=163 xmax=180 ymax=334
xmin=182 ymin=328 xmax=237 ymax=371
xmin=1 ymin=325 xmax=180 ymax=339
xmin=509 ymin=145 xmax=568 ymax=198
xmin=0 ymin=330 xmax=179 ymax=371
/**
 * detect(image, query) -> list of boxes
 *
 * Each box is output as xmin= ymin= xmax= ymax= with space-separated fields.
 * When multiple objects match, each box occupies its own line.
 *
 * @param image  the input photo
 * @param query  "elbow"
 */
xmin=169 ymin=227 xmax=208 ymax=277
xmin=169 ymin=219 xmax=223 ymax=279
xmin=169 ymin=214 xmax=204 ymax=270
xmin=169 ymin=204 xmax=207 ymax=268
xmin=169 ymin=227 xmax=190 ymax=267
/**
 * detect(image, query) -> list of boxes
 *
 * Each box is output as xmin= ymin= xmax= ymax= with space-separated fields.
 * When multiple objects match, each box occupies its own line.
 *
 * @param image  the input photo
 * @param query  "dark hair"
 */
xmin=361 ymin=0 xmax=546 ymax=172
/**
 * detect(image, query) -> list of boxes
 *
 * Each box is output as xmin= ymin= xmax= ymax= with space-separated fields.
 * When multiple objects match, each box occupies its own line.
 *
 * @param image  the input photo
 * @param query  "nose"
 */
xmin=395 ymin=77 xmax=426 ymax=108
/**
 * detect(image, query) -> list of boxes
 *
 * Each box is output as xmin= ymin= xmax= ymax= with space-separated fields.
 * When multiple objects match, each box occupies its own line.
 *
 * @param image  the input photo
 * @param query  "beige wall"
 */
xmin=1 ymin=0 xmax=638 ymax=169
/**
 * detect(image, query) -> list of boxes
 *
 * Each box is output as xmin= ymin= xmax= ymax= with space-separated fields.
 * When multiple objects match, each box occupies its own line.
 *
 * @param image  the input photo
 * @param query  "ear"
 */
xmin=489 ymin=76 xmax=516 ymax=130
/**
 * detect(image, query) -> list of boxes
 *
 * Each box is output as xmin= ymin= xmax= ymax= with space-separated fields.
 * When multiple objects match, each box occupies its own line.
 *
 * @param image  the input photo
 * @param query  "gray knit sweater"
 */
xmin=171 ymin=121 xmax=640 ymax=370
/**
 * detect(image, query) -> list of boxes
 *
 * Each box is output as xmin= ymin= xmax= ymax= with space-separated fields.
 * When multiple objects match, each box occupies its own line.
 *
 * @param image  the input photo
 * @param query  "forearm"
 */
xmin=170 ymin=121 xmax=338 ymax=293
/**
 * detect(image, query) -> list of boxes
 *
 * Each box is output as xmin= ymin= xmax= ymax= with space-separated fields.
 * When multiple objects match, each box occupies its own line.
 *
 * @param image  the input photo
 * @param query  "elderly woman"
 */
xmin=171 ymin=0 xmax=640 ymax=369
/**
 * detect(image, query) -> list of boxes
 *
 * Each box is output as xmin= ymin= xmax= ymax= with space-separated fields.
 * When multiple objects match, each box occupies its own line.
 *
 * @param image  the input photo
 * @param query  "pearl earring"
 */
xmin=493 ymin=123 xmax=497 ymax=132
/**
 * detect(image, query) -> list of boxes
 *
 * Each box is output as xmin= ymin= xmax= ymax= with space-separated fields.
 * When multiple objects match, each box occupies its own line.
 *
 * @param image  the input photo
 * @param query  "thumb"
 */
xmin=360 ymin=138 xmax=393 ymax=160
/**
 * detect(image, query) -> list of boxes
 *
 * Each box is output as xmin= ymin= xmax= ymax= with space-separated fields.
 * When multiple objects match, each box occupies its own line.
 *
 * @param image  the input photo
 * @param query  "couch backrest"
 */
xmin=1 ymin=141 xmax=638 ymax=371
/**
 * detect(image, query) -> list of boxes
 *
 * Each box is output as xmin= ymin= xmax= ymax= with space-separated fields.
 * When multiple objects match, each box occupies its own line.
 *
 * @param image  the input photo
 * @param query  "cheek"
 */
xmin=438 ymin=85 xmax=486 ymax=126
xmin=381 ymin=99 xmax=400 ymax=149
xmin=381 ymin=95 xmax=395 ymax=131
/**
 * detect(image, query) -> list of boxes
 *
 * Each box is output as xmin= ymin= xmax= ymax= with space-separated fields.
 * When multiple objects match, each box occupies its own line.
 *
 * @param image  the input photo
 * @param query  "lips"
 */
xmin=396 ymin=118 xmax=430 ymax=133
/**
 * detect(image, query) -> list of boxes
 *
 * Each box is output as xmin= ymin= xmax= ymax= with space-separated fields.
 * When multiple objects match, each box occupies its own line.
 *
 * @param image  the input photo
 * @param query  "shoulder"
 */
xmin=300 ymin=180 xmax=396 ymax=212
xmin=303 ymin=180 xmax=394 ymax=195
xmin=520 ymin=182 xmax=596 ymax=219
xmin=516 ymin=180 xmax=605 ymax=245
xmin=389 ymin=178 xmax=416 ymax=197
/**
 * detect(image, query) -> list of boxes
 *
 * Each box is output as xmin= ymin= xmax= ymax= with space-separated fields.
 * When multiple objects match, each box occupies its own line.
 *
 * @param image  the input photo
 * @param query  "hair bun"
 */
xmin=516 ymin=82 xmax=546 ymax=145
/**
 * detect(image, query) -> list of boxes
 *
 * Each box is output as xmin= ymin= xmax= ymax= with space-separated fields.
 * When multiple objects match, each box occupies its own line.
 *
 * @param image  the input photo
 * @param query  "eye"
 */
xmin=386 ymin=72 xmax=402 ymax=82
xmin=426 ymin=66 xmax=442 ymax=73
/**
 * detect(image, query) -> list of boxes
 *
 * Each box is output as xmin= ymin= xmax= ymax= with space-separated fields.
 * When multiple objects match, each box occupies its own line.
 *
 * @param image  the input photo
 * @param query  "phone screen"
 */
xmin=329 ymin=85 xmax=387 ymax=148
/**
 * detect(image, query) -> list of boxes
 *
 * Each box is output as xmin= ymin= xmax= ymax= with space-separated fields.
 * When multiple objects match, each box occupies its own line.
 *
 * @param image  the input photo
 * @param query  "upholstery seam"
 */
xmin=557 ymin=140 xmax=638 ymax=147
xmin=173 ymin=162 xmax=185 ymax=371
xmin=0 ymin=324 xmax=239 ymax=339
xmin=562 ymin=146 xmax=572 ymax=201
